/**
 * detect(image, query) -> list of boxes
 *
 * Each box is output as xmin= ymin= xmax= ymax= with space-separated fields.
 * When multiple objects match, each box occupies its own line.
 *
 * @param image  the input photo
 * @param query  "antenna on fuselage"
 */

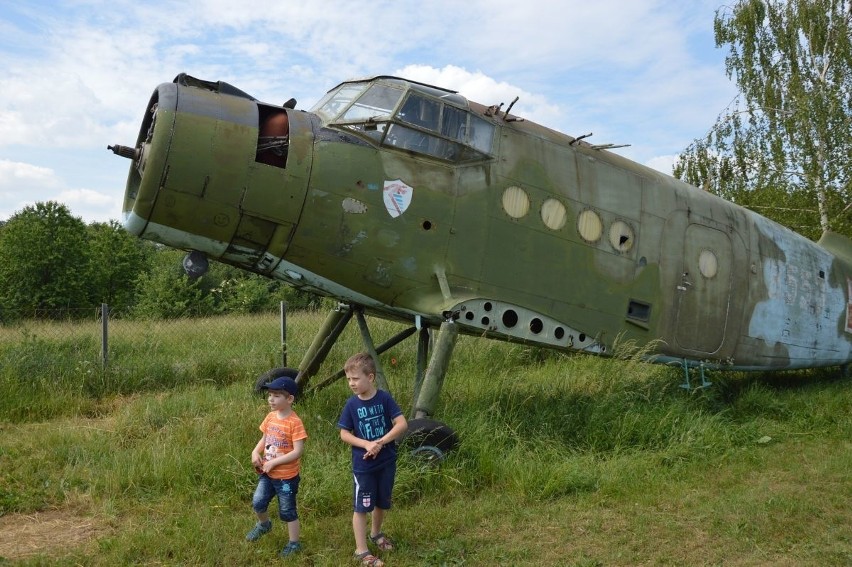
xmin=569 ymin=132 xmax=593 ymax=145
xmin=590 ymin=143 xmax=631 ymax=151
xmin=503 ymin=97 xmax=524 ymax=122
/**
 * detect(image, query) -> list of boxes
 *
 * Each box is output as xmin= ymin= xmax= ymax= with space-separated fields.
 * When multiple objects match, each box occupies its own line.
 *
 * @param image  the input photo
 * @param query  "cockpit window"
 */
xmin=468 ymin=115 xmax=495 ymax=154
xmin=392 ymin=94 xmax=493 ymax=161
xmin=315 ymin=78 xmax=495 ymax=162
xmin=398 ymin=95 xmax=440 ymax=132
xmin=385 ymin=123 xmax=460 ymax=160
xmin=312 ymin=84 xmax=366 ymax=121
xmin=441 ymin=105 xmax=466 ymax=141
xmin=341 ymin=84 xmax=403 ymax=122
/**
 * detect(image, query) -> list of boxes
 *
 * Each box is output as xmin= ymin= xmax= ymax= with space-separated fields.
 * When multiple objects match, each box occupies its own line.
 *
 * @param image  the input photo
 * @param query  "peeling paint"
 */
xmin=377 ymin=229 xmax=400 ymax=247
xmin=748 ymin=220 xmax=847 ymax=364
xmin=340 ymin=229 xmax=369 ymax=255
xmin=342 ymin=197 xmax=368 ymax=213
xmin=401 ymin=257 xmax=417 ymax=273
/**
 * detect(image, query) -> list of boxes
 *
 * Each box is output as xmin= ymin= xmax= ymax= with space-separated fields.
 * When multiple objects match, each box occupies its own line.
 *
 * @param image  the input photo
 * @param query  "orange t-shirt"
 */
xmin=259 ymin=411 xmax=307 ymax=480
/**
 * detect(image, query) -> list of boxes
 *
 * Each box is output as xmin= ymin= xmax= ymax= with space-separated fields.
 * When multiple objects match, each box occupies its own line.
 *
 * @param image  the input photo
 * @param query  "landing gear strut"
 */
xmin=278 ymin=303 xmax=461 ymax=460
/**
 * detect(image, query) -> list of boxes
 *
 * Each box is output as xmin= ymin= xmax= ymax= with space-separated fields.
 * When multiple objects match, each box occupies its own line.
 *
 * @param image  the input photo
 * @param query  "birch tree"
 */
xmin=674 ymin=0 xmax=852 ymax=240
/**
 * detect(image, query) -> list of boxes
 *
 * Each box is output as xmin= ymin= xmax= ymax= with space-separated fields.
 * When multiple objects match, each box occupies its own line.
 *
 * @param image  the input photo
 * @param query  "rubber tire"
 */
xmin=402 ymin=418 xmax=459 ymax=464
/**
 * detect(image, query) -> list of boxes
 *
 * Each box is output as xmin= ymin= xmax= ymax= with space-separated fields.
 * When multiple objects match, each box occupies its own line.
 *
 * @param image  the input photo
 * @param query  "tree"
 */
xmin=86 ymin=220 xmax=152 ymax=311
xmin=209 ymin=263 xmax=325 ymax=314
xmin=131 ymin=248 xmax=215 ymax=319
xmin=130 ymin=245 xmax=325 ymax=319
xmin=0 ymin=202 xmax=90 ymax=313
xmin=674 ymin=0 xmax=852 ymax=240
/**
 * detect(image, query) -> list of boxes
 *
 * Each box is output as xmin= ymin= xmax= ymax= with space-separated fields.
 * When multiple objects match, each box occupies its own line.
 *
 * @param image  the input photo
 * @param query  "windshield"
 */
xmin=314 ymin=78 xmax=495 ymax=162
xmin=312 ymin=84 xmax=366 ymax=122
xmin=341 ymin=84 xmax=403 ymax=122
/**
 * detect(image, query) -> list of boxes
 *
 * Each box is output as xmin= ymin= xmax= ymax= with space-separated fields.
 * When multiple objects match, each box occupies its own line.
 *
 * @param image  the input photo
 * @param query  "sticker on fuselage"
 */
xmin=383 ymin=179 xmax=413 ymax=218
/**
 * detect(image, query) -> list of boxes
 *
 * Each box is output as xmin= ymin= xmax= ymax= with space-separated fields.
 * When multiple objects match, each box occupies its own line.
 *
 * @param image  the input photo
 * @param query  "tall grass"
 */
xmin=1 ymin=312 xmax=850 ymax=565
xmin=0 ymin=311 xmax=322 ymax=422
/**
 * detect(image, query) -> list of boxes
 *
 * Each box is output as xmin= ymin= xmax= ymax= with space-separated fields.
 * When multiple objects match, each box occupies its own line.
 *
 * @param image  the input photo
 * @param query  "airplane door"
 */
xmin=243 ymin=109 xmax=313 ymax=225
xmin=675 ymin=224 xmax=733 ymax=353
xmin=229 ymin=108 xmax=314 ymax=272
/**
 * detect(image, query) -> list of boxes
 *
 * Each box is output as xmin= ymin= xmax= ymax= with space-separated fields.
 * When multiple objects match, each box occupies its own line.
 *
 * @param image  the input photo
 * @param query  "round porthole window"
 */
xmin=609 ymin=220 xmax=635 ymax=253
xmin=577 ymin=209 xmax=603 ymax=243
xmin=699 ymin=249 xmax=718 ymax=278
xmin=541 ymin=198 xmax=567 ymax=230
xmin=502 ymin=186 xmax=530 ymax=219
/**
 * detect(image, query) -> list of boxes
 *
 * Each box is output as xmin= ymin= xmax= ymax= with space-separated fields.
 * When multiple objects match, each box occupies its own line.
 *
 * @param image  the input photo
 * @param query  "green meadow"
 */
xmin=1 ymin=311 xmax=850 ymax=566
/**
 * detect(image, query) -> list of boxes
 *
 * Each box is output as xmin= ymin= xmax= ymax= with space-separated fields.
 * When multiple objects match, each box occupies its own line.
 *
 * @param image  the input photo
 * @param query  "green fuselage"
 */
xmin=119 ymin=74 xmax=852 ymax=371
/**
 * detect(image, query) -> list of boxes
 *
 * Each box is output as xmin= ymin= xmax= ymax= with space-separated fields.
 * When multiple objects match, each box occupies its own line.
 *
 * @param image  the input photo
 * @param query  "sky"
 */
xmin=0 ymin=0 xmax=739 ymax=224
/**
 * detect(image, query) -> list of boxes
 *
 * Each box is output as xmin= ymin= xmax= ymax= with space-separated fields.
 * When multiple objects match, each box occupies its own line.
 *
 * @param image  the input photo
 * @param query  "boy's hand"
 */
xmin=363 ymin=440 xmax=383 ymax=459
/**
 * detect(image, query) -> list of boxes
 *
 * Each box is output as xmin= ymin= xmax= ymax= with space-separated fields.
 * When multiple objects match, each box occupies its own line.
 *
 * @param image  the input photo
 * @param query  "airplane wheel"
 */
xmin=254 ymin=367 xmax=299 ymax=394
xmin=409 ymin=445 xmax=446 ymax=465
xmin=403 ymin=418 xmax=458 ymax=465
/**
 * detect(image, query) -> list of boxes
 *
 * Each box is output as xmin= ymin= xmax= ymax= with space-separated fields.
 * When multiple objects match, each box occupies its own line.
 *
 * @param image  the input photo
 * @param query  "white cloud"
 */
xmin=56 ymin=188 xmax=121 ymax=222
xmin=644 ymin=155 xmax=678 ymax=177
xmin=0 ymin=160 xmax=59 ymax=188
xmin=0 ymin=160 xmax=62 ymax=219
xmin=0 ymin=0 xmax=736 ymax=223
xmin=396 ymin=64 xmax=563 ymax=128
xmin=0 ymin=159 xmax=120 ymax=223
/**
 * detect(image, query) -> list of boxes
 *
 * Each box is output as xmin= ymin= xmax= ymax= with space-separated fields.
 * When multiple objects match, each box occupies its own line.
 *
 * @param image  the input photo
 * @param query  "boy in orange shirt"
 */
xmin=246 ymin=373 xmax=307 ymax=558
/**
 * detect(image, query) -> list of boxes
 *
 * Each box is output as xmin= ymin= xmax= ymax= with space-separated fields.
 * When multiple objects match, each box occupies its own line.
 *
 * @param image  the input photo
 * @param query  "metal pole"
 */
xmin=280 ymin=301 xmax=287 ymax=366
xmin=101 ymin=303 xmax=109 ymax=368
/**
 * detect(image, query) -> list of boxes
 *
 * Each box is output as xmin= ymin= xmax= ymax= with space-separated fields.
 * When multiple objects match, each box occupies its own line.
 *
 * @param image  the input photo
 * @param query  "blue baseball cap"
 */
xmin=261 ymin=376 xmax=298 ymax=395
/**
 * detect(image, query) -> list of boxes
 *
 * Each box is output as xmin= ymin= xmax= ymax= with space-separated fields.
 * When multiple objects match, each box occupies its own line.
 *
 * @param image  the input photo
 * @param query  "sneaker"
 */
xmin=245 ymin=520 xmax=272 ymax=542
xmin=280 ymin=541 xmax=302 ymax=557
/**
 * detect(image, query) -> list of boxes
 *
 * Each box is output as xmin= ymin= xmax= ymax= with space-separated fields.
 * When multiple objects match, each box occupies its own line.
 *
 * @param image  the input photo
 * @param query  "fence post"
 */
xmin=101 ymin=303 xmax=109 ymax=368
xmin=280 ymin=301 xmax=287 ymax=366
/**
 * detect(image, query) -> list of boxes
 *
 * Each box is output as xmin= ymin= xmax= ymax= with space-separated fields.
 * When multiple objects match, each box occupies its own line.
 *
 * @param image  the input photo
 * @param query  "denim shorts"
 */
xmin=252 ymin=474 xmax=300 ymax=522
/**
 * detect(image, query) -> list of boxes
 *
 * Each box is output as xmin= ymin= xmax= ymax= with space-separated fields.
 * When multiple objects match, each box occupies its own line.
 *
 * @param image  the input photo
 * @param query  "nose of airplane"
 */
xmin=109 ymin=74 xmax=313 ymax=275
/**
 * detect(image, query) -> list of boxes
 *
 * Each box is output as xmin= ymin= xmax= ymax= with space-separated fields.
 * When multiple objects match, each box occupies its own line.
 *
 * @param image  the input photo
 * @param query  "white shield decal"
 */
xmin=383 ymin=179 xmax=413 ymax=218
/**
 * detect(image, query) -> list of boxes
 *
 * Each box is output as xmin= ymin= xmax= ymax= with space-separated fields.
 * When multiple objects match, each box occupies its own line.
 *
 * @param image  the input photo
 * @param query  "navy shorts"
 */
xmin=352 ymin=462 xmax=396 ymax=513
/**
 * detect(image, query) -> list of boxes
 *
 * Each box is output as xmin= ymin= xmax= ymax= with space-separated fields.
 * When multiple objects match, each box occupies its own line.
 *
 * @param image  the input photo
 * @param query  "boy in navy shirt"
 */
xmin=338 ymin=353 xmax=408 ymax=567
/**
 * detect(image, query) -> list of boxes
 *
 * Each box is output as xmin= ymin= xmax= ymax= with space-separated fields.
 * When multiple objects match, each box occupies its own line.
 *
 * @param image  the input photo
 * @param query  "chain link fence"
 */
xmin=0 ymin=305 xmax=296 ymax=392
xmin=0 ymin=301 xmax=424 ymax=413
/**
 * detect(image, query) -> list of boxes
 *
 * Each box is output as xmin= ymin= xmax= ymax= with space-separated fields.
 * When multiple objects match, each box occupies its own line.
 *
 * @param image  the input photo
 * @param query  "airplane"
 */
xmin=109 ymin=73 xmax=852 ymax=459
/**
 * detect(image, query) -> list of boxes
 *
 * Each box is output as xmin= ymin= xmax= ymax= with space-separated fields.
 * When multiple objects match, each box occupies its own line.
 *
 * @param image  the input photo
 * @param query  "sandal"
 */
xmin=370 ymin=532 xmax=395 ymax=551
xmin=354 ymin=551 xmax=384 ymax=566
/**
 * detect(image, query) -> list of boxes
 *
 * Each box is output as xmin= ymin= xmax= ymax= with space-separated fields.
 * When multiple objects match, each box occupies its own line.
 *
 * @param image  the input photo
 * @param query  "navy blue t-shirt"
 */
xmin=337 ymin=389 xmax=403 ymax=472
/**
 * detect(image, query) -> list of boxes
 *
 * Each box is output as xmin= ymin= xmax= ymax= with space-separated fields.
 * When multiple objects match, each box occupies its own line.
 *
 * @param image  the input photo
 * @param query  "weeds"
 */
xmin=1 ymin=312 xmax=851 ymax=565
